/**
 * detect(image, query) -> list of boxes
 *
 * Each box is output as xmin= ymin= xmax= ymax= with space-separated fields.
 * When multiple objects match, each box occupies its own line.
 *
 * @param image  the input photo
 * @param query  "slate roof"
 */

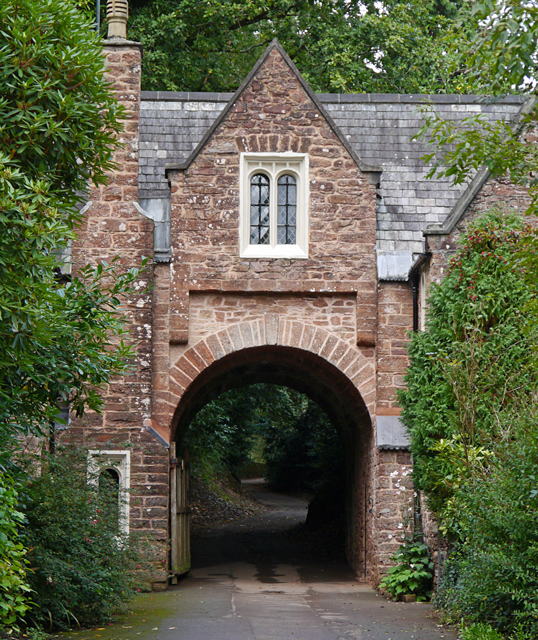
xmin=139 ymin=91 xmax=525 ymax=257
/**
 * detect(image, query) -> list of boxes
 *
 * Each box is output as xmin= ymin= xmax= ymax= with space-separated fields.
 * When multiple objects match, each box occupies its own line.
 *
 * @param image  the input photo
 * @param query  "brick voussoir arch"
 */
xmin=168 ymin=318 xmax=376 ymax=419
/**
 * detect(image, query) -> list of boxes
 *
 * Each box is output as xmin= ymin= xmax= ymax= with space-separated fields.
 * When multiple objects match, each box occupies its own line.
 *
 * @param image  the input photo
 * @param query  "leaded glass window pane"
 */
xmin=250 ymin=173 xmax=270 ymax=245
xmin=277 ymin=174 xmax=297 ymax=245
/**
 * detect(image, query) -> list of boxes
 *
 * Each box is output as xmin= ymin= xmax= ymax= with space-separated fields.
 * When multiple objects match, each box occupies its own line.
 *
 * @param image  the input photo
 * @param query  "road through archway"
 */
xmin=170 ymin=340 xmax=374 ymax=578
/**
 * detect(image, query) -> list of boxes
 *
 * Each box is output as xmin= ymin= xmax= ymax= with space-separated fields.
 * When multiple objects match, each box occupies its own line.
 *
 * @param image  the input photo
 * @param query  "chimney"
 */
xmin=106 ymin=0 xmax=128 ymax=39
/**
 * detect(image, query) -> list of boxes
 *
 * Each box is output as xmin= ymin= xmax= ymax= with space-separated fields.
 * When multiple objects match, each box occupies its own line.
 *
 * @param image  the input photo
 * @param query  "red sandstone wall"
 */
xmin=66 ymin=42 xmax=438 ymax=587
xmin=159 ymin=46 xmax=422 ymax=583
xmin=376 ymin=282 xmax=413 ymax=411
xmin=370 ymin=282 xmax=415 ymax=579
xmin=186 ymin=292 xmax=357 ymax=346
xmin=68 ymin=43 xmax=169 ymax=587
xmin=160 ymin=47 xmax=385 ymax=579
xmin=162 ymin=47 xmax=378 ymax=424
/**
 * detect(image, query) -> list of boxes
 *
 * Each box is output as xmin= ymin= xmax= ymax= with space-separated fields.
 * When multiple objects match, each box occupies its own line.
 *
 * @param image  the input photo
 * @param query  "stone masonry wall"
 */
xmin=376 ymin=282 xmax=413 ymax=412
xmin=372 ymin=281 xmax=414 ymax=579
xmin=67 ymin=42 xmax=169 ymax=588
xmin=372 ymin=448 xmax=413 ymax=581
xmin=160 ymin=46 xmax=378 ymax=430
xmin=159 ymin=46 xmax=414 ymax=583
xmin=178 ymin=292 xmax=357 ymax=358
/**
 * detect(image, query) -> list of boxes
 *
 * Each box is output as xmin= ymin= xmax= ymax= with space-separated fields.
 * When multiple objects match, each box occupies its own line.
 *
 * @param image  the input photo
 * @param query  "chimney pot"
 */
xmin=107 ymin=0 xmax=129 ymax=39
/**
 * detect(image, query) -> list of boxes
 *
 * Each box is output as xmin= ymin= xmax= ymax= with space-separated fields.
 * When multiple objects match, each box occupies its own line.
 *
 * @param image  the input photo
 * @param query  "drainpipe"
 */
xmin=408 ymin=251 xmax=430 ymax=333
xmin=407 ymin=251 xmax=431 ymax=543
xmin=411 ymin=275 xmax=419 ymax=333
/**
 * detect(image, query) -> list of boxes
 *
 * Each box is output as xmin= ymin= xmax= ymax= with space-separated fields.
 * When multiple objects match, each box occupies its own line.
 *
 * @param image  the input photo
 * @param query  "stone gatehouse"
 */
xmin=65 ymin=26 xmax=530 ymax=589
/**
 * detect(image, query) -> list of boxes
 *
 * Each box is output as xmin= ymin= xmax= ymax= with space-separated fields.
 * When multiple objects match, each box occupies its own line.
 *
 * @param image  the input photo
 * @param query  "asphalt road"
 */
xmin=57 ymin=483 xmax=457 ymax=640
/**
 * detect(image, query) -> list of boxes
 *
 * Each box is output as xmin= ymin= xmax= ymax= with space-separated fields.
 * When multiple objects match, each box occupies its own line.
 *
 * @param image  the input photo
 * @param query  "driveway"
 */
xmin=57 ymin=483 xmax=457 ymax=640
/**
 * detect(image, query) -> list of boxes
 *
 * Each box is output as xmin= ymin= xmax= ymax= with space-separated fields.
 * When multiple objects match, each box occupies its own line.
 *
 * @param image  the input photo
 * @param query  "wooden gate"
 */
xmin=170 ymin=443 xmax=191 ymax=575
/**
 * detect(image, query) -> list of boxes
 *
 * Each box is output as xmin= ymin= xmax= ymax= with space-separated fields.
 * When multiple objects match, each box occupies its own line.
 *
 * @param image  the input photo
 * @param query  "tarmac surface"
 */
xmin=56 ymin=481 xmax=457 ymax=640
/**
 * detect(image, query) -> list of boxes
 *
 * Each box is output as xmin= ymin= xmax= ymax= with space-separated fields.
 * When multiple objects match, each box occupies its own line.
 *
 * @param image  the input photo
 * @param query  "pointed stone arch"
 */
xmin=165 ymin=316 xmax=377 ymax=577
xmin=166 ymin=317 xmax=375 ymax=437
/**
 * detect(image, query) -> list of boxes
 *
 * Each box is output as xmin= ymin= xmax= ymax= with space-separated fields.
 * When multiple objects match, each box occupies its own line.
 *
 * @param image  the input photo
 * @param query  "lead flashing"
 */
xmin=376 ymin=415 xmax=411 ymax=450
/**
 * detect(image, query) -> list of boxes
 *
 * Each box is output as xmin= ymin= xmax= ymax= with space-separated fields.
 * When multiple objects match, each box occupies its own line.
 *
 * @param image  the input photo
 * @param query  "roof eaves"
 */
xmin=425 ymin=96 xmax=537 ymax=238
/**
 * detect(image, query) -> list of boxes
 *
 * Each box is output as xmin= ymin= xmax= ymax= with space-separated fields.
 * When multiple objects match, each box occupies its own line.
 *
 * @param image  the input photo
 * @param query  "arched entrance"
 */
xmin=167 ymin=319 xmax=377 ymax=578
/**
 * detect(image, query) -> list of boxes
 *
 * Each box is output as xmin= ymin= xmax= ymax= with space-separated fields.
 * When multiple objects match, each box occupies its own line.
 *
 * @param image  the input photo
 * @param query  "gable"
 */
xmin=164 ymin=40 xmax=379 ymax=180
xmin=138 ymin=48 xmax=525 ymax=262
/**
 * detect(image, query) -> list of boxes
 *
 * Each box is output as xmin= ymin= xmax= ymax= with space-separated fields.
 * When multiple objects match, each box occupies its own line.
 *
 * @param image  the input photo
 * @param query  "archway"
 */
xmin=167 ymin=320 xmax=376 ymax=577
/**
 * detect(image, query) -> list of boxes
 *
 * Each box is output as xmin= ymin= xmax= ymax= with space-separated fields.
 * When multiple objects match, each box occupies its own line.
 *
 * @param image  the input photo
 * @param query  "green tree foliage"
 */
xmin=400 ymin=211 xmax=538 ymax=520
xmin=0 ymin=475 xmax=32 ymax=632
xmin=21 ymin=447 xmax=139 ymax=631
xmin=0 ymin=0 xmax=141 ymax=453
xmin=416 ymin=0 xmax=538 ymax=214
xmin=185 ymin=384 xmax=343 ymax=498
xmin=186 ymin=385 xmax=271 ymax=477
xmin=0 ymin=1 xmax=143 ymax=629
xmin=129 ymin=0 xmax=476 ymax=94
xmin=401 ymin=212 xmax=538 ymax=636
xmin=262 ymin=393 xmax=344 ymax=496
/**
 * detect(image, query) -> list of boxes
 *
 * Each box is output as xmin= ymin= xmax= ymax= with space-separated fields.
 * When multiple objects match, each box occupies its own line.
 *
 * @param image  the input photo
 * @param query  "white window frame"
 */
xmin=240 ymin=152 xmax=309 ymax=259
xmin=87 ymin=450 xmax=130 ymax=537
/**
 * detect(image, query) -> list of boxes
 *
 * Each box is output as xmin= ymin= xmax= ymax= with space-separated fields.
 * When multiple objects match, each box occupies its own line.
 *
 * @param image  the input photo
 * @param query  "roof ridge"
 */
xmin=141 ymin=89 xmax=527 ymax=106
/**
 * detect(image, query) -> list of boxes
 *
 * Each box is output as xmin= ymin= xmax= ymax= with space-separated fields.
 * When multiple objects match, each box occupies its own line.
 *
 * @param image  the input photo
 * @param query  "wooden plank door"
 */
xmin=170 ymin=442 xmax=191 ymax=575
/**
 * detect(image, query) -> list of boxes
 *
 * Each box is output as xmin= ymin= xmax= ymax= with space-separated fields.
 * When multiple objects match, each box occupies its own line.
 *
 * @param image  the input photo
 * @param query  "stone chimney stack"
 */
xmin=106 ymin=0 xmax=128 ymax=39
xmin=75 ymin=0 xmax=168 ymax=593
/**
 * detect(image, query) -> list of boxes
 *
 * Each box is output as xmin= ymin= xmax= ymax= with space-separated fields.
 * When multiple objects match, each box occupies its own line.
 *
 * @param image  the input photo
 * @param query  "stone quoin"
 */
xmin=63 ymin=14 xmax=532 ymax=589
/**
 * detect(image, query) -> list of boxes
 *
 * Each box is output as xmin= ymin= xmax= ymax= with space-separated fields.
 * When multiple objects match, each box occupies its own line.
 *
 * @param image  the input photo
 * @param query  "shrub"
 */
xmin=460 ymin=622 xmax=503 ymax=640
xmin=435 ymin=421 xmax=538 ymax=637
xmin=379 ymin=541 xmax=434 ymax=602
xmin=0 ymin=474 xmax=32 ymax=632
xmin=401 ymin=211 xmax=538 ymax=636
xmin=20 ymin=447 xmax=138 ymax=631
xmin=400 ymin=211 xmax=538 ymax=520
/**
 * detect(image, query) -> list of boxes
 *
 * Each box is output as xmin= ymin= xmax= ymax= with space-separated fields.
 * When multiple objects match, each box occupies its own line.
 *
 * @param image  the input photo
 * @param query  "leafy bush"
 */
xmin=400 ymin=211 xmax=538 ymax=520
xmin=401 ymin=211 xmax=538 ymax=636
xmin=435 ymin=421 xmax=538 ymax=637
xmin=459 ymin=622 xmax=503 ymax=640
xmin=0 ymin=474 xmax=32 ymax=631
xmin=379 ymin=541 xmax=434 ymax=602
xmin=20 ymin=447 xmax=138 ymax=630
